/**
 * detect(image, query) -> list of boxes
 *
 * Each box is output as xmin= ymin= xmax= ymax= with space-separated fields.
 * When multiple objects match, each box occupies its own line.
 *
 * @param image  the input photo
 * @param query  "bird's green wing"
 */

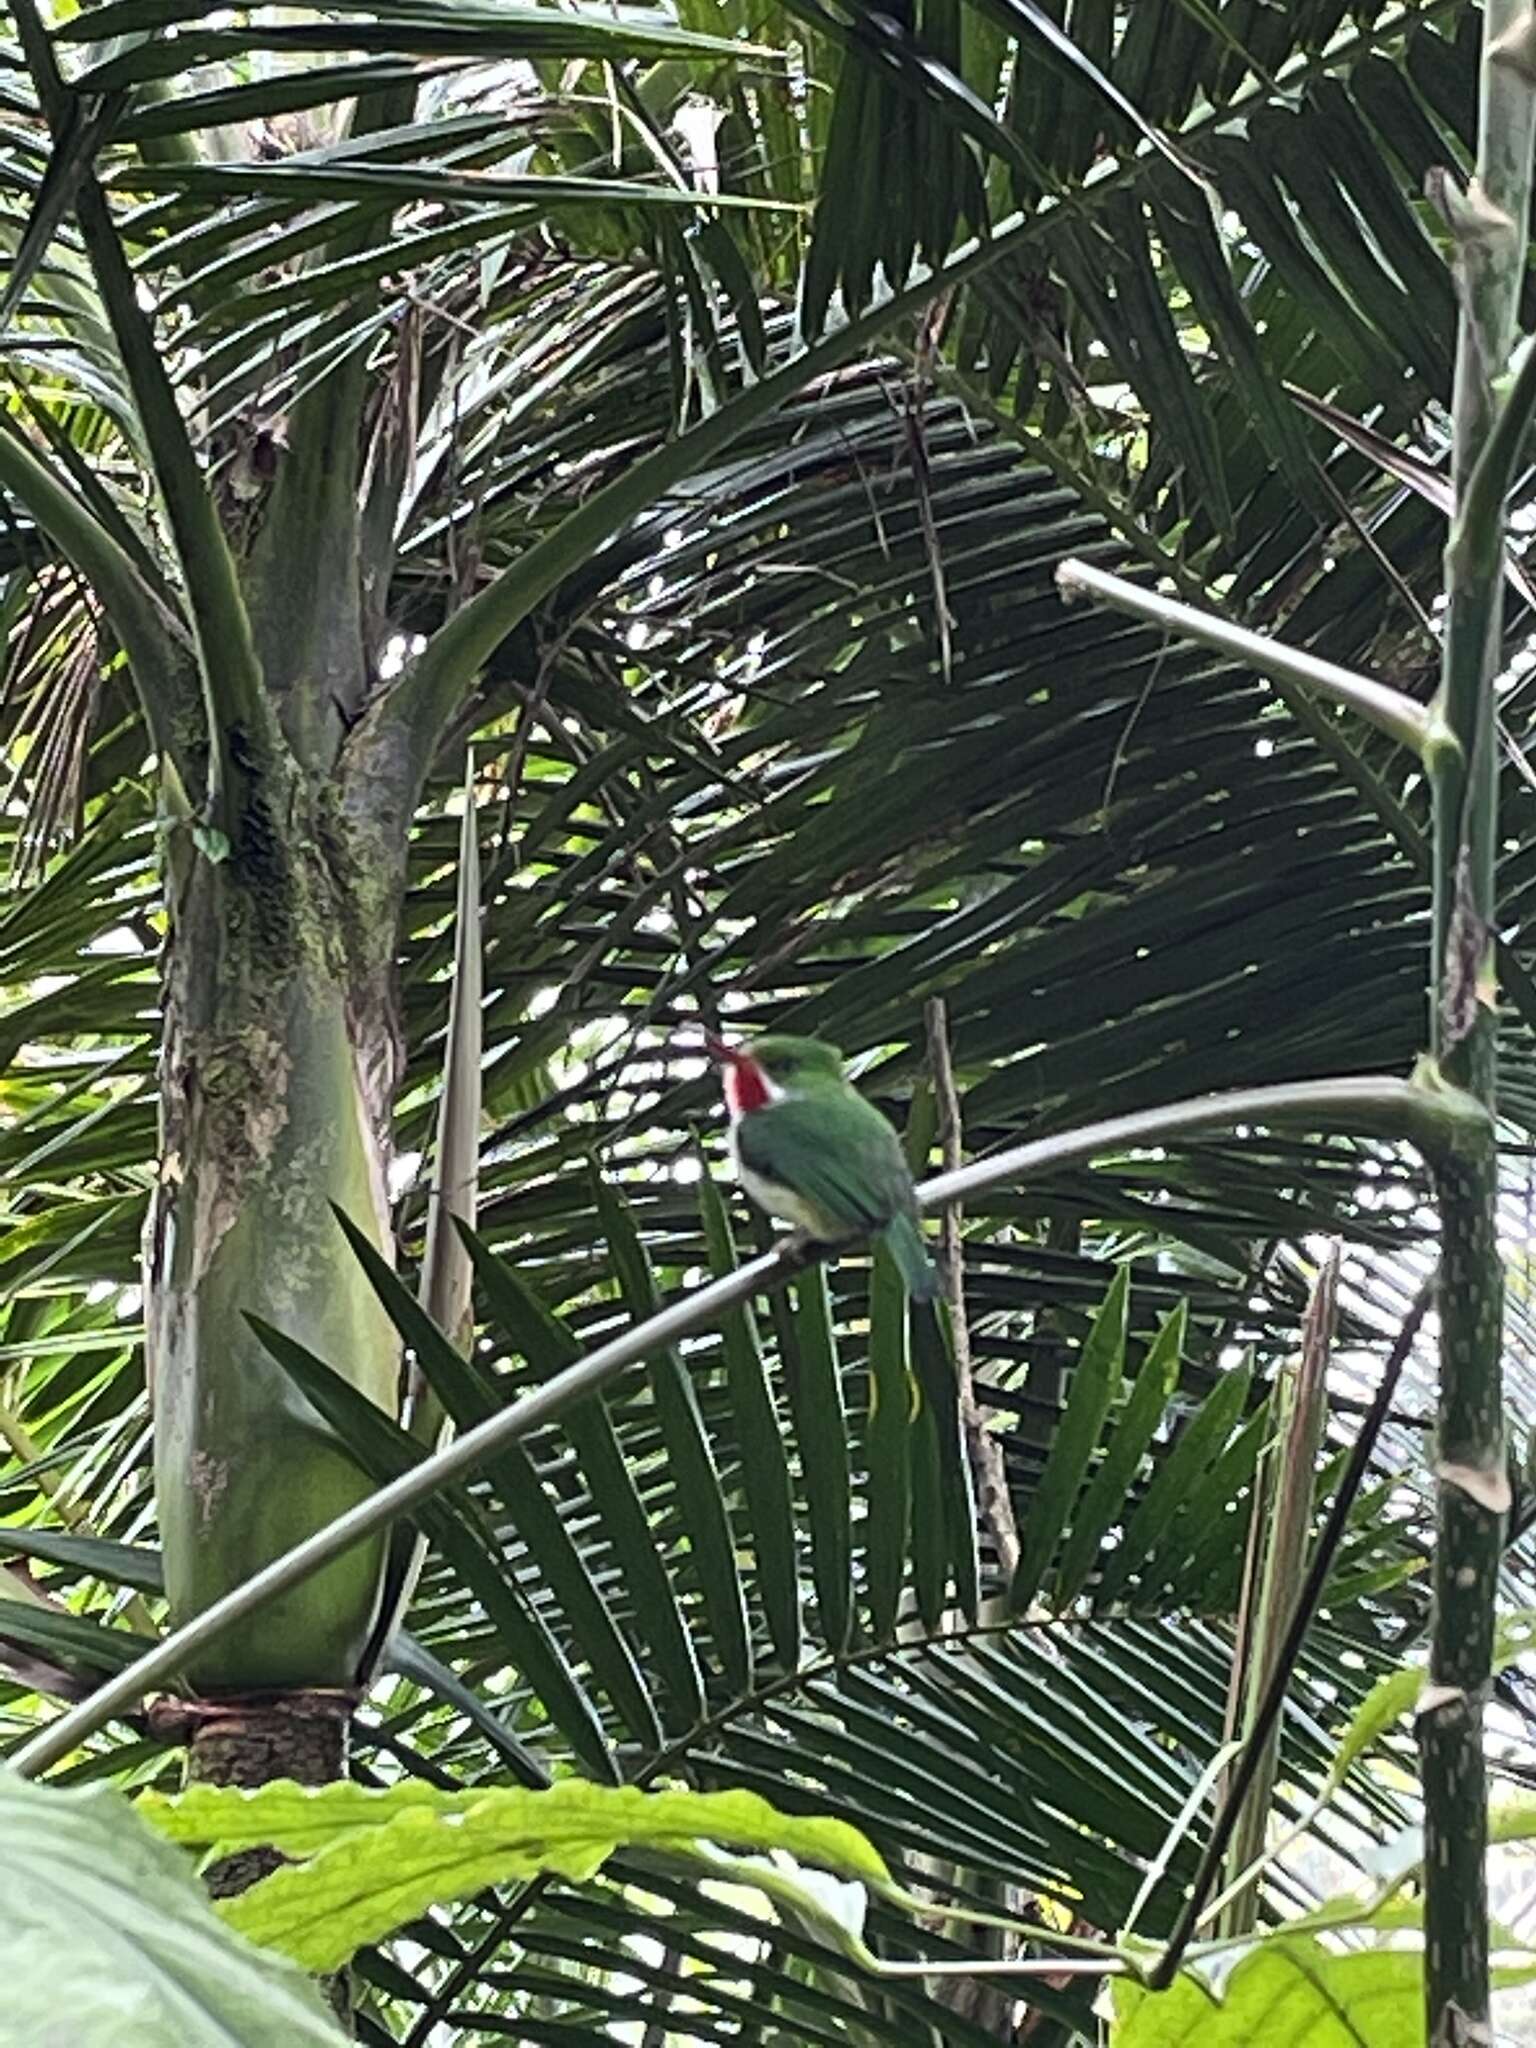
xmin=735 ymin=1095 xmax=913 ymax=1235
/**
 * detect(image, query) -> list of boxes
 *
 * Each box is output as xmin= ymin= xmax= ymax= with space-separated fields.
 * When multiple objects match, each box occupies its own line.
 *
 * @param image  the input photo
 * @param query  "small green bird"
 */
xmin=705 ymin=1030 xmax=937 ymax=1301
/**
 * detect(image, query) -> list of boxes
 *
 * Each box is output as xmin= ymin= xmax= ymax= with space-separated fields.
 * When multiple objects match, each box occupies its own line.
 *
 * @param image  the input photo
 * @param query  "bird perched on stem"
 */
xmin=704 ymin=1030 xmax=937 ymax=1301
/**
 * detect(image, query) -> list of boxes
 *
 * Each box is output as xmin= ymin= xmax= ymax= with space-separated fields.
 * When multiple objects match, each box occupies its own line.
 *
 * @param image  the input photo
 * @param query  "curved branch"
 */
xmin=7 ymin=1070 xmax=1484 ymax=1779
xmin=1055 ymin=557 xmax=1431 ymax=755
xmin=920 ymin=1073 xmax=1486 ymax=1207
xmin=0 ymin=417 xmax=199 ymax=770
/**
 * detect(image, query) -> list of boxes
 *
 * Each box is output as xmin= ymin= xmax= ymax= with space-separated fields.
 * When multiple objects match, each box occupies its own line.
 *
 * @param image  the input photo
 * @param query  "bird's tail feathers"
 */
xmin=885 ymin=1210 xmax=939 ymax=1303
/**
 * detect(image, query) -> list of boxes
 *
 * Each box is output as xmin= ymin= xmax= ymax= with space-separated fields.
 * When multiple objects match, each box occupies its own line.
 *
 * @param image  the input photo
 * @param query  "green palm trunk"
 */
xmin=148 ymin=846 xmax=401 ymax=1690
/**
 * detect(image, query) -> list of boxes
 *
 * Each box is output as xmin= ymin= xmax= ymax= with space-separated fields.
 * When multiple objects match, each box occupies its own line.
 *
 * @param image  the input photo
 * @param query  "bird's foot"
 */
xmin=774 ymin=1226 xmax=827 ymax=1271
xmin=775 ymin=1226 xmax=853 ymax=1275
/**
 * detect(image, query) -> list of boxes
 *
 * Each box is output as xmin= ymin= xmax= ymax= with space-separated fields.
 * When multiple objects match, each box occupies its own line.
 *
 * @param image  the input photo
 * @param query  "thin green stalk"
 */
xmin=1421 ymin=7 xmax=1536 ymax=2036
xmin=0 ymin=417 xmax=196 ymax=771
xmin=12 ymin=0 xmax=275 ymax=827
xmin=1055 ymin=558 xmax=1430 ymax=753
xmin=8 ymin=1072 xmax=1484 ymax=1780
xmin=918 ymin=1075 xmax=1488 ymax=1208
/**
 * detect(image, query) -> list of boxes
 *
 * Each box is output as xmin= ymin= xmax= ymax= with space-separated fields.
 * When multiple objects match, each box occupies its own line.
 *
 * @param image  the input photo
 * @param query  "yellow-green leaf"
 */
xmin=140 ymin=1779 xmax=891 ymax=1973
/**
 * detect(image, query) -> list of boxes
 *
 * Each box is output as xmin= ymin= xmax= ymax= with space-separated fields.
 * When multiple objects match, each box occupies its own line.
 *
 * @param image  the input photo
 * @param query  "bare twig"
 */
xmin=925 ymin=998 xmax=1019 ymax=1586
xmin=922 ymin=998 xmax=1022 ymax=2036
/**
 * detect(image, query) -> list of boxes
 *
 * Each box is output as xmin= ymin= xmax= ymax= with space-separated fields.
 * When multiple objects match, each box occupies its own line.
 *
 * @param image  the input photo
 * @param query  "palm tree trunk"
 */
xmin=146 ymin=797 xmax=402 ymax=1703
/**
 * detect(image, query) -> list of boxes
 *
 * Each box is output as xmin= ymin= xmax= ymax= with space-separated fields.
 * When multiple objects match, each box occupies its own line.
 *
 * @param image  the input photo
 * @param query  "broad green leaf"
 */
xmin=1110 ymin=1936 xmax=1536 ymax=2045
xmin=139 ymin=1778 xmax=889 ymax=1973
xmin=0 ymin=1769 xmax=343 ymax=2045
xmin=1011 ymin=1265 xmax=1129 ymax=1611
xmin=1057 ymin=1303 xmax=1186 ymax=1608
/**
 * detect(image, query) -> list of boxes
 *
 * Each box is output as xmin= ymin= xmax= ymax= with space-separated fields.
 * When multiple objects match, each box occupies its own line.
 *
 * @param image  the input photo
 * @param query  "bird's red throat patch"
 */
xmin=721 ymin=1054 xmax=773 ymax=1117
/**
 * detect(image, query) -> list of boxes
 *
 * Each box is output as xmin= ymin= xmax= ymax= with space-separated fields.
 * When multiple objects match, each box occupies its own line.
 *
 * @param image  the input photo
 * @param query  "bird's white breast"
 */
xmin=729 ymin=1114 xmax=841 ymax=1238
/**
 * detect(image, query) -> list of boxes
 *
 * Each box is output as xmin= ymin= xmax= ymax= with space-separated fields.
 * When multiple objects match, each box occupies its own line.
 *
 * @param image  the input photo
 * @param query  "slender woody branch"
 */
xmin=925 ymin=997 xmax=1019 ymax=1586
xmin=1213 ymin=1250 xmax=1335 ymax=1943
xmin=1055 ymin=558 xmax=1431 ymax=754
xmin=8 ymin=1072 xmax=1485 ymax=1779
